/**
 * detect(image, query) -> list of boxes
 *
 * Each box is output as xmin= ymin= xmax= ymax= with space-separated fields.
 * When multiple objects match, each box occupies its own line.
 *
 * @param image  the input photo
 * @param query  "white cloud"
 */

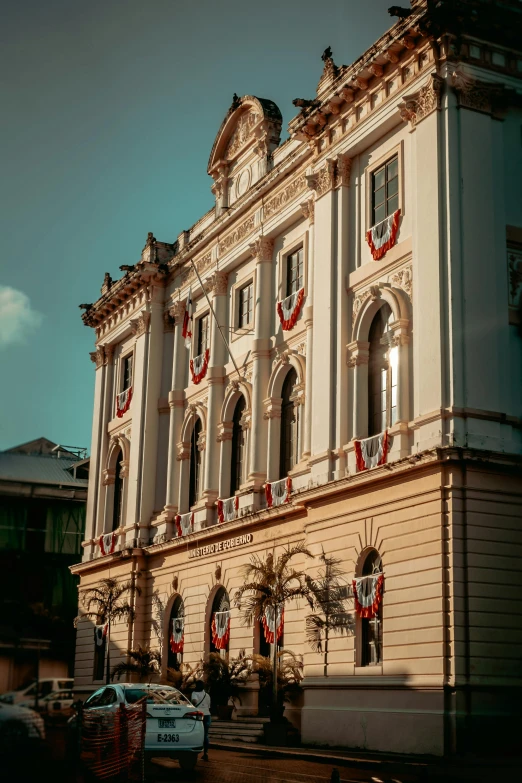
xmin=0 ymin=285 xmax=43 ymax=348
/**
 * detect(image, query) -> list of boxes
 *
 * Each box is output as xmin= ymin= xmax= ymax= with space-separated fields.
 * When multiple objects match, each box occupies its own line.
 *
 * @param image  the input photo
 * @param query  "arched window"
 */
xmin=112 ymin=449 xmax=124 ymax=532
xmin=358 ymin=549 xmax=383 ymax=667
xmin=167 ymin=596 xmax=184 ymax=670
xmin=189 ymin=418 xmax=203 ymax=508
xmin=230 ymin=397 xmax=246 ymax=495
xmin=210 ymin=586 xmax=230 ymax=657
xmin=280 ymin=368 xmax=299 ymax=478
xmin=368 ymin=304 xmax=398 ymax=436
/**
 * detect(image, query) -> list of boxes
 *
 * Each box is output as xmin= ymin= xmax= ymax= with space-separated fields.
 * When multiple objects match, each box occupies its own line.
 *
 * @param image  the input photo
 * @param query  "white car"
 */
xmin=38 ymin=689 xmax=76 ymax=718
xmin=0 ymin=677 xmax=74 ymax=707
xmin=0 ymin=702 xmax=46 ymax=755
xmin=83 ymin=683 xmax=204 ymax=771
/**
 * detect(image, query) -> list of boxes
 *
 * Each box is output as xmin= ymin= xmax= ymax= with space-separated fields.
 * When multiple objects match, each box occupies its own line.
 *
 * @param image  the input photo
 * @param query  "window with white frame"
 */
xmin=368 ymin=304 xmax=398 ymax=436
xmin=122 ymin=354 xmax=133 ymax=391
xmin=279 ymin=368 xmax=299 ymax=477
xmin=286 ymin=247 xmax=304 ymax=296
xmin=371 ymin=155 xmax=399 ymax=227
xmin=238 ymin=282 xmax=253 ymax=328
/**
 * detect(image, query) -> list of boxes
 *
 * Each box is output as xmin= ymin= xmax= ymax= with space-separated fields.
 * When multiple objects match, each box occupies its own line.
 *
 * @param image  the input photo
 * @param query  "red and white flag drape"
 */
xmin=94 ymin=624 xmax=108 ymax=646
xmin=116 ymin=387 xmax=132 ymax=418
xmin=175 ymin=512 xmax=194 ymax=538
xmin=190 ymin=349 xmax=210 ymax=385
xmin=265 ymin=476 xmax=292 ymax=508
xmin=170 ymin=617 xmax=184 ymax=654
xmin=99 ymin=532 xmax=116 ymax=556
xmin=217 ymin=495 xmax=239 ymax=524
xmin=352 ymin=574 xmax=384 ymax=619
xmin=182 ymin=288 xmax=193 ymax=348
xmin=277 ymin=288 xmax=305 ymax=331
xmin=211 ymin=610 xmax=230 ymax=650
xmin=262 ymin=605 xmax=284 ymax=645
xmin=355 ymin=431 xmax=388 ymax=472
xmin=366 ymin=209 xmax=401 ymax=260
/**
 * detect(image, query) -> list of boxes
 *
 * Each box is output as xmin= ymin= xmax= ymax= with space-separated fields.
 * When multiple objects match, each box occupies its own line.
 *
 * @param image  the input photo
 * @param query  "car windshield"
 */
xmin=125 ymin=687 xmax=189 ymax=705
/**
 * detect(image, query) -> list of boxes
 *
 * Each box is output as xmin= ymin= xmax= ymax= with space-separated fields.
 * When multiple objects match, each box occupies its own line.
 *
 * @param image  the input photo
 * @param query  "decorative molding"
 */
xmin=102 ymin=468 xmax=115 ymax=486
xmin=352 ymin=285 xmax=380 ymax=324
xmin=104 ymin=344 xmax=115 ymax=365
xmin=263 ymin=397 xmax=282 ymax=420
xmin=450 ymin=69 xmax=506 ymax=116
xmin=346 ymin=340 xmax=370 ymax=367
xmin=163 ymin=310 xmax=175 ymax=332
xmin=368 ymin=63 xmax=383 ymax=78
xmin=90 ymin=347 xmax=105 ymax=369
xmin=206 ymin=270 xmax=228 ymax=296
xmin=390 ymin=266 xmax=413 ymax=301
xmin=225 ymin=110 xmax=259 ymax=159
xmin=384 ymin=50 xmax=399 ymax=64
xmin=219 ymin=214 xmax=256 ymax=255
xmin=217 ymin=421 xmax=233 ymax=442
xmin=197 ymin=431 xmax=206 ymax=452
xmin=300 ymin=197 xmax=315 ymax=225
xmin=296 ymin=341 xmax=306 ymax=357
xmin=168 ymin=299 xmax=186 ymax=325
xmin=239 ymin=408 xmax=252 ymax=431
xmin=243 ymin=366 xmax=253 ymax=384
xmin=307 ymin=159 xmax=336 ymax=199
xmin=335 ymin=154 xmax=353 ymax=188
xmin=263 ymin=172 xmax=307 ymax=219
xmin=119 ymin=459 xmax=130 ymax=479
xmin=131 ymin=311 xmax=151 ymax=338
xmin=249 ymin=235 xmax=274 ymax=262
xmin=398 ymin=73 xmax=444 ymax=127
xmin=176 ymin=442 xmax=190 ymax=461
xmin=181 ymin=251 xmax=213 ymax=286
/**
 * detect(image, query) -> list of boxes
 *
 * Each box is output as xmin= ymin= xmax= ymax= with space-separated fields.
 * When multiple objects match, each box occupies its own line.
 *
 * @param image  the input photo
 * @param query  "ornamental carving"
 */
xmin=217 ymin=422 xmax=233 ymax=442
xmin=219 ymin=215 xmax=256 ymax=255
xmin=249 ymin=235 xmax=274 ymax=262
xmin=335 ymin=154 xmax=353 ymax=188
xmin=352 ymin=289 xmax=372 ymax=325
xmin=181 ymin=251 xmax=213 ymax=286
xmin=390 ymin=266 xmax=413 ymax=301
xmin=346 ymin=340 xmax=370 ymax=367
xmin=451 ymin=69 xmax=505 ymax=116
xmin=398 ymin=74 xmax=444 ymax=127
xmin=131 ymin=311 xmax=151 ymax=338
xmin=197 ymin=432 xmax=206 ymax=452
xmin=296 ymin=341 xmax=306 ymax=356
xmin=243 ymin=366 xmax=253 ymax=384
xmin=104 ymin=344 xmax=115 ymax=365
xmin=508 ymin=248 xmax=522 ymax=308
xmin=90 ymin=346 xmax=105 ymax=369
xmin=300 ymin=198 xmax=315 ymax=225
xmin=163 ymin=310 xmax=175 ymax=332
xmin=239 ymin=409 xmax=252 ymax=431
xmin=264 ymin=172 xmax=307 ymax=219
xmin=176 ymin=442 xmax=190 ymax=461
xmin=206 ymin=271 xmax=228 ymax=296
xmin=102 ymin=468 xmax=115 ymax=486
xmin=168 ymin=299 xmax=186 ymax=325
xmin=307 ymin=159 xmax=336 ymax=199
xmin=263 ymin=398 xmax=282 ymax=420
xmin=225 ymin=111 xmax=259 ymax=159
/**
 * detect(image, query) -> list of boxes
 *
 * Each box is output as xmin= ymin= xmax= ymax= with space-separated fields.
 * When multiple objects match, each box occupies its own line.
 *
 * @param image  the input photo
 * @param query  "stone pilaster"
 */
xmin=164 ymin=300 xmax=187 ymax=524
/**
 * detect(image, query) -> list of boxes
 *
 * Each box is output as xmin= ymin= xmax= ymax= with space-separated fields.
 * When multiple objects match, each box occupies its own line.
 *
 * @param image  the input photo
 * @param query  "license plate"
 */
xmin=158 ymin=719 xmax=176 ymax=728
xmin=157 ymin=733 xmax=179 ymax=742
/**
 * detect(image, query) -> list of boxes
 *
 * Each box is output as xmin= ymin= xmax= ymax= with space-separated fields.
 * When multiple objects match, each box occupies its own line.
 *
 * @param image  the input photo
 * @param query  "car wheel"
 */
xmin=178 ymin=753 xmax=198 ymax=772
xmin=0 ymin=720 xmax=29 ymax=753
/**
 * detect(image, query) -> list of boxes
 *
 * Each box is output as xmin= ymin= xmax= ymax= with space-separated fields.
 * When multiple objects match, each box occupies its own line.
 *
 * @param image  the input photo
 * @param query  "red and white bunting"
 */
xmin=277 ymin=288 xmax=305 ymax=331
xmin=354 ymin=431 xmax=388 ymax=472
xmin=352 ymin=574 xmax=384 ymax=619
xmin=99 ymin=532 xmax=116 ymax=556
xmin=190 ymin=348 xmax=210 ymax=385
xmin=94 ymin=624 xmax=108 ymax=646
xmin=366 ymin=209 xmax=401 ymax=260
xmin=265 ymin=476 xmax=292 ymax=508
xmin=262 ymin=605 xmax=284 ymax=645
xmin=182 ymin=288 xmax=193 ymax=348
xmin=211 ymin=610 xmax=230 ymax=650
xmin=175 ymin=512 xmax=194 ymax=538
xmin=217 ymin=495 xmax=239 ymax=524
xmin=116 ymin=387 xmax=132 ymax=418
xmin=170 ymin=617 xmax=184 ymax=654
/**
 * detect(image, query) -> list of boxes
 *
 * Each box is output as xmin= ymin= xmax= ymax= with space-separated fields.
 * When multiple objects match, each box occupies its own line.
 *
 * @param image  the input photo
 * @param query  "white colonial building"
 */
xmin=72 ymin=0 xmax=522 ymax=756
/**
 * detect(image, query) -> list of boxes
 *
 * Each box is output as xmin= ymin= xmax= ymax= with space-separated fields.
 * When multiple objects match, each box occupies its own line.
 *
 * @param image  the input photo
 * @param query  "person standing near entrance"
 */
xmin=191 ymin=680 xmax=211 ymax=760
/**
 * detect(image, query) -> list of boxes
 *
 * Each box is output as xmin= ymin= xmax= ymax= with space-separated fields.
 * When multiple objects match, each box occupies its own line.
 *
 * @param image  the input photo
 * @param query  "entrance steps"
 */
xmin=209 ymin=717 xmax=268 ymax=744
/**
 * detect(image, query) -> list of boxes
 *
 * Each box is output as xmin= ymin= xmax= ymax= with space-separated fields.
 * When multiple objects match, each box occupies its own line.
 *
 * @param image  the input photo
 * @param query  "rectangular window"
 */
xmin=122 ymin=354 xmax=133 ymax=391
xmin=286 ymin=248 xmax=304 ymax=297
xmin=197 ymin=314 xmax=209 ymax=356
xmin=238 ymin=282 xmax=253 ymax=328
xmin=371 ymin=155 xmax=399 ymax=227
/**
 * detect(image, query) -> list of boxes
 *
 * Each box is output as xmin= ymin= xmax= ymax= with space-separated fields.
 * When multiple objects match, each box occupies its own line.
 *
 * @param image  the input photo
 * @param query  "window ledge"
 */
xmin=354 ymin=665 xmax=383 ymax=675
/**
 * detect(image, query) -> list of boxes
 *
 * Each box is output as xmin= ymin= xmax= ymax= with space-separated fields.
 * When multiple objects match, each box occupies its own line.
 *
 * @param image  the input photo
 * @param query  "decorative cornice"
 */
xmin=398 ymin=73 xmax=444 ymax=127
xmin=249 ymin=235 xmax=274 ymax=263
xmin=263 ymin=171 xmax=307 ymax=220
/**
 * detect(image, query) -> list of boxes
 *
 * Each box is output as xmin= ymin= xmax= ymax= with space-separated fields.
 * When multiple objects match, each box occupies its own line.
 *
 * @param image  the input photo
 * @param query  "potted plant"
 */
xmin=251 ymin=650 xmax=303 ymax=745
xmin=202 ymin=650 xmax=251 ymax=719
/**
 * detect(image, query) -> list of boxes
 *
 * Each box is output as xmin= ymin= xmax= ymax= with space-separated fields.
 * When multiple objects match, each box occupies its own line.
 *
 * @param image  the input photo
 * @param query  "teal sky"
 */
xmin=0 ymin=0 xmax=394 ymax=452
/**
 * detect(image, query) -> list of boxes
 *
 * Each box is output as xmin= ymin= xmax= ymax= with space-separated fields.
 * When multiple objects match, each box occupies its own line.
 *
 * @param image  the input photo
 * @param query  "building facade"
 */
xmin=0 ymin=438 xmax=87 ymax=692
xmin=72 ymin=0 xmax=522 ymax=756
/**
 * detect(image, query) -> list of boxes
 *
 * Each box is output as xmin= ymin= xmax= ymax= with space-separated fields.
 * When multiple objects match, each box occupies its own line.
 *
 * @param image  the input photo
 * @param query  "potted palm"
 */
xmin=74 ymin=577 xmax=141 ymax=684
xmin=111 ymin=645 xmax=161 ymax=682
xmin=203 ymin=650 xmax=252 ymax=719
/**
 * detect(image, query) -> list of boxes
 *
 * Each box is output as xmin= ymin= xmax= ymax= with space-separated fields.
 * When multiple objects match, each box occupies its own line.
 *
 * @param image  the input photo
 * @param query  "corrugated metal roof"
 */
xmin=0 ymin=452 xmax=89 ymax=488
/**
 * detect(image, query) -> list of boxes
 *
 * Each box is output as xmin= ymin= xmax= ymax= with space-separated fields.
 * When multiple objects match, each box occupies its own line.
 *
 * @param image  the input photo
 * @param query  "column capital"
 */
xmin=450 ymin=68 xmax=507 ymax=118
xmin=90 ymin=347 xmax=105 ymax=369
xmin=168 ymin=299 xmax=186 ymax=325
xmin=249 ymin=235 xmax=274 ymax=262
xmin=346 ymin=340 xmax=370 ymax=367
xmin=163 ymin=310 xmax=175 ymax=332
xmin=398 ymin=73 xmax=444 ymax=128
xmin=206 ymin=270 xmax=228 ymax=296
xmin=300 ymin=197 xmax=315 ymax=225
xmin=306 ymin=158 xmax=336 ymax=199
xmin=130 ymin=310 xmax=151 ymax=337
xmin=335 ymin=153 xmax=353 ymax=188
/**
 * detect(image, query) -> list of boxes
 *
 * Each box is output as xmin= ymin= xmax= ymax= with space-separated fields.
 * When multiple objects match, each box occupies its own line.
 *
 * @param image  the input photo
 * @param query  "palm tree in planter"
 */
xmin=305 ymin=552 xmax=354 ymax=677
xmin=74 ymin=577 xmax=141 ymax=685
xmin=234 ymin=543 xmax=314 ymax=722
xmin=111 ymin=645 xmax=161 ymax=682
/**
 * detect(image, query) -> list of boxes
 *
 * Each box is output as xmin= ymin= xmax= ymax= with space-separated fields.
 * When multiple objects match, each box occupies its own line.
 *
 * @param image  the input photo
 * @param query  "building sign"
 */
xmin=188 ymin=533 xmax=253 ymax=559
